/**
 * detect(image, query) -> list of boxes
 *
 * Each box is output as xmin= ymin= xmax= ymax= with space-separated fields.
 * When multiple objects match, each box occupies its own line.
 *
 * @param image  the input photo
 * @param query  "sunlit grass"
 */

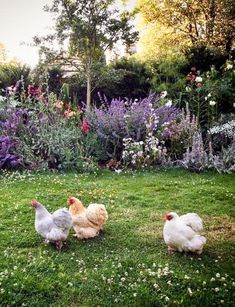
xmin=0 ymin=169 xmax=234 ymax=306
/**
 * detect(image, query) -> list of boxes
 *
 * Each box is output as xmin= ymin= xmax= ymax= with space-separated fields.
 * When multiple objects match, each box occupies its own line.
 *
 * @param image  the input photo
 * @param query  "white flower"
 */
xmin=165 ymin=100 xmax=172 ymax=107
xmin=216 ymin=273 xmax=220 ymax=278
xmin=209 ymin=100 xmax=216 ymax=106
xmin=226 ymin=63 xmax=233 ymax=70
xmin=160 ymin=90 xmax=167 ymax=98
xmin=188 ymin=287 xmax=193 ymax=296
xmin=208 ymin=93 xmax=212 ymax=98
xmin=185 ymin=86 xmax=191 ymax=92
xmin=0 ymin=95 xmax=6 ymax=102
xmin=233 ymin=102 xmax=235 ymax=108
xmin=195 ymin=76 xmax=203 ymax=83
xmin=214 ymin=287 xmax=220 ymax=292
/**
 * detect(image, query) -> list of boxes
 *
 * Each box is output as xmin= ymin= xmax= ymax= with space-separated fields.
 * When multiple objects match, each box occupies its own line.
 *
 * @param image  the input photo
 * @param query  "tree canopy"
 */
xmin=136 ymin=0 xmax=235 ymax=61
xmin=35 ymin=0 xmax=138 ymax=108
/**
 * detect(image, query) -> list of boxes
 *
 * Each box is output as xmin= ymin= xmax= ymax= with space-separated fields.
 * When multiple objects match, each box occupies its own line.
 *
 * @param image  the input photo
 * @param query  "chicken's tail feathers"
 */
xmin=52 ymin=208 xmax=72 ymax=230
xmin=86 ymin=204 xmax=108 ymax=227
xmin=180 ymin=213 xmax=204 ymax=232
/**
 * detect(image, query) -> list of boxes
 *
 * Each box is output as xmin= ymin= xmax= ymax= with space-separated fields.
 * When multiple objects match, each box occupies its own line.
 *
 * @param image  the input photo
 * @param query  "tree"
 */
xmin=35 ymin=0 xmax=138 ymax=109
xmin=136 ymin=0 xmax=235 ymax=52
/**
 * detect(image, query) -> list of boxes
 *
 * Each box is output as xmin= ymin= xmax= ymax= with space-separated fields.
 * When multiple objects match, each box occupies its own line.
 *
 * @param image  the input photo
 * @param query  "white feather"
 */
xmin=179 ymin=213 xmax=203 ymax=232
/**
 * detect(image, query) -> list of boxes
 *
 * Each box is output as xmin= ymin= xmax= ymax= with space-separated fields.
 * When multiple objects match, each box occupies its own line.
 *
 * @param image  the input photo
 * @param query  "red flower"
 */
xmin=81 ymin=120 xmax=90 ymax=134
xmin=186 ymin=72 xmax=196 ymax=82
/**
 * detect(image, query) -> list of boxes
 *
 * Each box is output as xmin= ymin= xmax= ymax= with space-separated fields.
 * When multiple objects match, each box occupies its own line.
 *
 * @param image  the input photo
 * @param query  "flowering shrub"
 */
xmin=177 ymin=132 xmax=216 ymax=171
xmin=209 ymin=120 xmax=235 ymax=139
xmin=207 ymin=119 xmax=235 ymax=153
xmin=181 ymin=60 xmax=235 ymax=128
xmin=160 ymin=104 xmax=198 ymax=159
xmin=177 ymin=131 xmax=235 ymax=172
xmin=87 ymin=95 xmax=182 ymax=160
xmin=122 ymin=136 xmax=167 ymax=169
xmin=0 ymin=98 xmax=97 ymax=171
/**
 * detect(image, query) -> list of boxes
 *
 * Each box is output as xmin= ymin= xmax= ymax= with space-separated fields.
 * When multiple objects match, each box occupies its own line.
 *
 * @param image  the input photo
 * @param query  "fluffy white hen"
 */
xmin=32 ymin=199 xmax=72 ymax=249
xmin=163 ymin=212 xmax=206 ymax=254
xmin=67 ymin=197 xmax=108 ymax=240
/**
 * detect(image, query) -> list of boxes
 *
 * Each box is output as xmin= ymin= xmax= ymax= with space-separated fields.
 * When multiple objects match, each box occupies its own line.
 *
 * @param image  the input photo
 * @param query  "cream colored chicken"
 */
xmin=67 ymin=197 xmax=108 ymax=240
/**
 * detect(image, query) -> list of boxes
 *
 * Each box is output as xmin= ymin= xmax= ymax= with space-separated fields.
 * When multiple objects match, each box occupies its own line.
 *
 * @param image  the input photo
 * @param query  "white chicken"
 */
xmin=67 ymin=196 xmax=108 ymax=240
xmin=163 ymin=212 xmax=206 ymax=254
xmin=31 ymin=199 xmax=72 ymax=250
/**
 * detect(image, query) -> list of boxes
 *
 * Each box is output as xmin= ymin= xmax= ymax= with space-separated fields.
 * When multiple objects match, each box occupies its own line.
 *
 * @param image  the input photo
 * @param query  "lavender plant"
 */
xmin=177 ymin=131 xmax=233 ymax=172
xmin=86 ymin=95 xmax=181 ymax=160
xmin=160 ymin=103 xmax=198 ymax=159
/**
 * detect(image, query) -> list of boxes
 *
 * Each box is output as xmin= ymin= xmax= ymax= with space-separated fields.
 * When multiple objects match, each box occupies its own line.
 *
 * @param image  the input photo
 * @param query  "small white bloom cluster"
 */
xmin=209 ymin=100 xmax=216 ymax=106
xmin=122 ymin=135 xmax=167 ymax=168
xmin=208 ymin=120 xmax=235 ymax=138
xmin=160 ymin=90 xmax=167 ymax=99
xmin=195 ymin=76 xmax=203 ymax=83
xmin=225 ymin=61 xmax=233 ymax=70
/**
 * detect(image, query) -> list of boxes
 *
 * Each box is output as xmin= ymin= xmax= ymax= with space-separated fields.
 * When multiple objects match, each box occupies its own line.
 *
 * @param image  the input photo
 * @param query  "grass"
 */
xmin=0 ymin=168 xmax=234 ymax=306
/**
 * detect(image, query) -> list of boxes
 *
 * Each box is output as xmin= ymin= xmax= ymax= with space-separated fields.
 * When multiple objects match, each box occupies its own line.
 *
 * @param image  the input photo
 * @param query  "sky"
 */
xmin=0 ymin=0 xmax=137 ymax=68
xmin=0 ymin=0 xmax=54 ymax=67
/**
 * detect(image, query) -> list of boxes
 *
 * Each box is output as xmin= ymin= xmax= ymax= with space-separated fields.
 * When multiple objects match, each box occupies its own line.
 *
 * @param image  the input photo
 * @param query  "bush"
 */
xmin=0 ymin=97 xmax=98 ymax=172
xmin=86 ymin=95 xmax=159 ymax=160
xmin=0 ymin=63 xmax=30 ymax=92
xmin=184 ymin=44 xmax=234 ymax=72
xmin=86 ymin=95 xmax=198 ymax=163
xmin=178 ymin=60 xmax=235 ymax=128
xmin=149 ymin=55 xmax=189 ymax=99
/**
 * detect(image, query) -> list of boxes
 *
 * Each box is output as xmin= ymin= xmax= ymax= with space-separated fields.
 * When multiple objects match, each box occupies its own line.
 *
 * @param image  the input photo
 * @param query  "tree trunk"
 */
xmin=86 ymin=71 xmax=91 ymax=111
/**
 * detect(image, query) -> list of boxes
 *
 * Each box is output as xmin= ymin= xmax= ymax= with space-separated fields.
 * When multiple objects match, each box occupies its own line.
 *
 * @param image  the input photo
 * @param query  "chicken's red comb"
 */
xmin=163 ymin=212 xmax=170 ymax=220
xmin=31 ymin=199 xmax=38 ymax=206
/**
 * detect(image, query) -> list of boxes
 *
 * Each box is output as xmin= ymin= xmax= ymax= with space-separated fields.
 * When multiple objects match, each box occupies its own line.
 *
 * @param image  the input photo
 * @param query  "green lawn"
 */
xmin=0 ymin=169 xmax=234 ymax=306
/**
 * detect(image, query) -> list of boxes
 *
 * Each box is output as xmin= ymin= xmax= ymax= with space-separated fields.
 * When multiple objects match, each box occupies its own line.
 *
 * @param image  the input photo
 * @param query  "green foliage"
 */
xmin=31 ymin=65 xmax=64 ymax=97
xmin=107 ymin=57 xmax=152 ymax=99
xmin=0 ymin=63 xmax=30 ymax=90
xmin=179 ymin=60 xmax=235 ymax=128
xmin=149 ymin=56 xmax=189 ymax=98
xmin=58 ymin=58 xmax=152 ymax=103
xmin=137 ymin=0 xmax=235 ymax=51
xmin=184 ymin=44 xmax=235 ymax=71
